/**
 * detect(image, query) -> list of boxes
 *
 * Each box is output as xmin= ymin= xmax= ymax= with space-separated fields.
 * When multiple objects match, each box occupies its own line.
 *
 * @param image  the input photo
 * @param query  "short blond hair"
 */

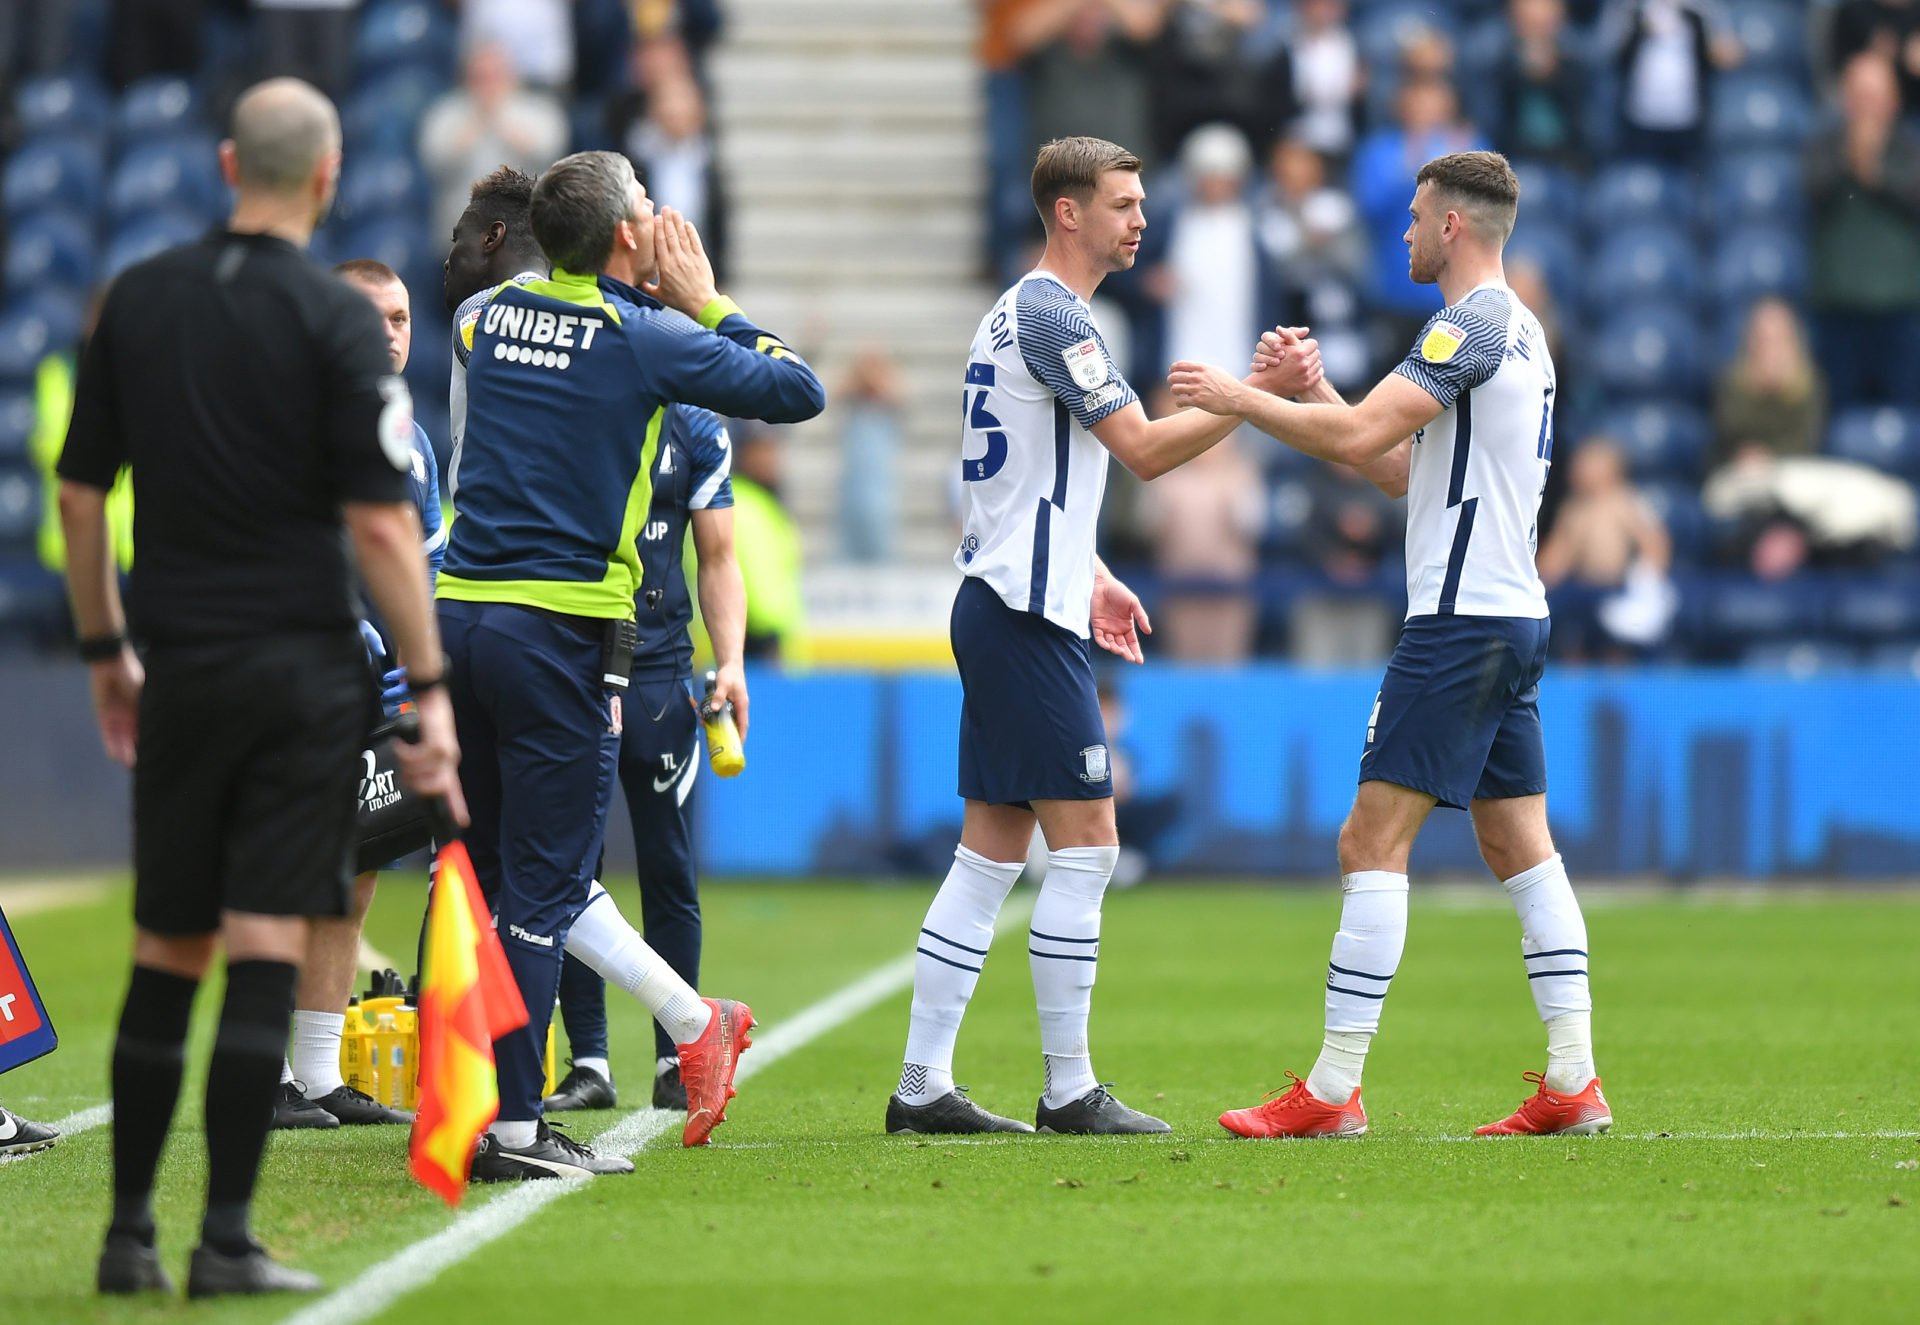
xmin=1417 ymin=150 xmax=1521 ymax=242
xmin=1031 ymin=136 xmax=1142 ymax=231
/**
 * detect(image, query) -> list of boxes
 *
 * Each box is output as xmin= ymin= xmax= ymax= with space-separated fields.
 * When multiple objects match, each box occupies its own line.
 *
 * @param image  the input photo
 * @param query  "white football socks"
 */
xmin=898 ymin=844 xmax=1023 ymax=1105
xmin=291 ymin=1010 xmax=347 ymax=1098
xmin=565 ymin=881 xmax=712 ymax=1047
xmin=1503 ymin=853 xmax=1596 ymax=1091
xmin=1030 ymin=845 xmax=1117 ymax=1109
xmin=1306 ymin=870 xmax=1409 ymax=1105
xmin=489 ymin=1119 xmax=537 ymax=1148
xmin=572 ymin=1056 xmax=611 ymax=1082
xmin=279 ymin=1057 xmax=294 ymax=1085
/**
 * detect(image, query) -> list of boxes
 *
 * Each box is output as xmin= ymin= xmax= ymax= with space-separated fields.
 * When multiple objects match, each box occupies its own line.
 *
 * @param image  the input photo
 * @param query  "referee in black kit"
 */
xmin=57 ymin=79 xmax=464 ymax=1300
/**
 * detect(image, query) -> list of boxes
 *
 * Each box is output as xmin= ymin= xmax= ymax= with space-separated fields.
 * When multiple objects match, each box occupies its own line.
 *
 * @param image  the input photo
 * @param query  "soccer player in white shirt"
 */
xmin=886 ymin=137 xmax=1325 ymax=1135
xmin=1170 ymin=151 xmax=1611 ymax=1138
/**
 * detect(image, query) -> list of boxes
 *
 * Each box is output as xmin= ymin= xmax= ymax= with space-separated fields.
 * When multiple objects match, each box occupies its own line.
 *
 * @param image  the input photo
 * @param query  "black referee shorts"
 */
xmin=133 ymin=631 xmax=376 ymax=936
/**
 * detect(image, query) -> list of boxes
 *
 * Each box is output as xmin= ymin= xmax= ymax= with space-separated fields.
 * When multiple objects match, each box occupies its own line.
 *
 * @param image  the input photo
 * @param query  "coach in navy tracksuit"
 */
xmin=439 ymin=150 xmax=822 ymax=1180
xmin=546 ymin=403 xmax=742 ymax=1114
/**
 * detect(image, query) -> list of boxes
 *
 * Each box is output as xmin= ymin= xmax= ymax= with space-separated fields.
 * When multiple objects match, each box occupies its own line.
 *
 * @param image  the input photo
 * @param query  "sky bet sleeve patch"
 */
xmin=1062 ymin=337 xmax=1110 ymax=390
xmin=1421 ymin=321 xmax=1466 ymax=364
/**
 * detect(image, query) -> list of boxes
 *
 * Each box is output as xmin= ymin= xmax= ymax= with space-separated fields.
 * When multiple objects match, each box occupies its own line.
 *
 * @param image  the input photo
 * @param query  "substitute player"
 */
xmin=546 ymin=402 xmax=743 ymax=1114
xmin=1169 ymin=150 xmax=1609 ymax=1139
xmin=272 ymin=258 xmax=445 ymax=1129
xmin=886 ymin=136 xmax=1324 ymax=1136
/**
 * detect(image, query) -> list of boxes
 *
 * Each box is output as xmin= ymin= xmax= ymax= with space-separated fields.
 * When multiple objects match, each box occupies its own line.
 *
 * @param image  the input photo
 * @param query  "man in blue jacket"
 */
xmin=441 ymin=150 xmax=824 ymax=1180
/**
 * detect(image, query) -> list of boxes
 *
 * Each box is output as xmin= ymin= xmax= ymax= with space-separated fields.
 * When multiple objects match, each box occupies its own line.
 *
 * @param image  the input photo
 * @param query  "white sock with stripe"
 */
xmin=1030 ymin=845 xmax=1117 ymax=1108
xmin=898 ymin=845 xmax=1023 ymax=1105
xmin=1503 ymin=853 xmax=1596 ymax=1092
xmin=1305 ymin=870 xmax=1409 ymax=1105
xmin=565 ymin=881 xmax=711 ymax=1047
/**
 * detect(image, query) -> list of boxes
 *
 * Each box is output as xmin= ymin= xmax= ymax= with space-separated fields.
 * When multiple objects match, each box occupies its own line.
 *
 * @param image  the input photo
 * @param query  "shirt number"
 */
xmin=961 ymin=361 xmax=1008 ymax=482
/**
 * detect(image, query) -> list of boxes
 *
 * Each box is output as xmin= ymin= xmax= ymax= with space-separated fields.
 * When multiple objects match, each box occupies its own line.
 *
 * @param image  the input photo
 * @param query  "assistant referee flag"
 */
xmin=411 ymin=842 xmax=528 ymax=1203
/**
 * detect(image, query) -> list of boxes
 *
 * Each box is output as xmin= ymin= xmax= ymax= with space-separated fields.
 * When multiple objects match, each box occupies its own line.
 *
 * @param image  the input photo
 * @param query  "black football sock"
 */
xmin=109 ymin=965 xmax=200 ymax=1245
xmin=200 ymin=959 xmax=297 ymax=1256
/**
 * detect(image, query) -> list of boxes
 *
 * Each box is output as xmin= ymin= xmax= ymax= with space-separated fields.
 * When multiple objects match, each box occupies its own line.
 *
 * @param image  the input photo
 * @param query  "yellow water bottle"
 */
xmin=701 ymin=670 xmax=745 ymax=778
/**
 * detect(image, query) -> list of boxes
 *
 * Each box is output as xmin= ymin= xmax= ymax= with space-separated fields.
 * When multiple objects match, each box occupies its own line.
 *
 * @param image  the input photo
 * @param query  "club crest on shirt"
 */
xmin=1421 ymin=321 xmax=1466 ymax=364
xmin=1062 ymin=338 xmax=1110 ymax=390
xmin=1079 ymin=744 xmax=1110 ymax=784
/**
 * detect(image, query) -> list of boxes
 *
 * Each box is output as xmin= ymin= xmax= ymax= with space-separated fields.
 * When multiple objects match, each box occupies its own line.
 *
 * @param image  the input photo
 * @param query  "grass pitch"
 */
xmin=2 ymin=875 xmax=1916 ymax=1324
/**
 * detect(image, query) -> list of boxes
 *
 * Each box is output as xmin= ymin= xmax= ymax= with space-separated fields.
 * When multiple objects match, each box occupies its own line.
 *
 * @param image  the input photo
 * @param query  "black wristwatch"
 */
xmin=406 ymin=655 xmax=451 ymax=696
xmin=77 ymin=632 xmax=128 ymax=662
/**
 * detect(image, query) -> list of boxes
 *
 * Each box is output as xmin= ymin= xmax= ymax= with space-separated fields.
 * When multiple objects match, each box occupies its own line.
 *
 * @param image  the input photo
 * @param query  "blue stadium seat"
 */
xmin=1827 ymin=407 xmax=1920 ymax=479
xmin=0 ymin=391 xmax=36 ymax=463
xmin=1590 ymin=303 xmax=1705 ymax=398
xmin=1830 ymin=578 xmax=1920 ymax=642
xmin=355 ymin=0 xmax=458 ymax=82
xmin=0 ymin=309 xmax=56 ymax=386
xmin=106 ymin=134 xmax=226 ymax=226
xmin=1710 ymin=74 xmax=1813 ymax=150
xmin=1739 ymin=641 xmax=1860 ymax=674
xmin=1584 ymin=162 xmax=1698 ymax=233
xmin=0 ymin=463 xmax=40 ymax=546
xmin=1641 ymin=481 xmax=1710 ymax=566
xmin=0 ymin=555 xmax=64 ymax=633
xmin=1727 ymin=2 xmax=1806 ymax=75
xmin=336 ymin=218 xmax=439 ymax=303
xmin=9 ymin=287 xmax=87 ymax=355
xmin=1707 ymin=151 xmax=1803 ymax=228
xmin=14 ymin=72 xmax=113 ymax=138
xmin=1510 ymin=160 xmax=1582 ymax=231
xmin=343 ymin=69 xmax=443 ymax=155
xmin=100 ymin=211 xmax=206 ymax=284
xmin=113 ymin=77 xmax=201 ymax=145
xmin=1355 ymin=2 xmax=1460 ymax=72
xmin=1711 ymin=227 xmax=1806 ymax=307
xmin=336 ymin=152 xmax=429 ymax=225
xmin=1866 ymin=641 xmax=1920 ymax=675
xmin=1586 ymin=223 xmax=1699 ymax=310
xmin=3 ymin=210 xmax=96 ymax=292
xmin=1700 ymin=577 xmax=1827 ymax=646
xmin=3 ymin=134 xmax=106 ymax=219
xmin=1504 ymin=219 xmax=1581 ymax=310
xmin=1593 ymin=401 xmax=1711 ymax=479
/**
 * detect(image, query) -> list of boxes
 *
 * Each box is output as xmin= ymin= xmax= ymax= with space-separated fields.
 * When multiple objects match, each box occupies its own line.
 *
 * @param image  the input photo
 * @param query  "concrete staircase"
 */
xmin=710 ymin=0 xmax=985 ymax=568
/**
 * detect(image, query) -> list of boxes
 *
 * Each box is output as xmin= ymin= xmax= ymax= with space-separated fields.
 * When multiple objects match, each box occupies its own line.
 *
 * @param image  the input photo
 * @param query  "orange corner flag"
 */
xmin=409 ymin=840 xmax=529 ymax=1204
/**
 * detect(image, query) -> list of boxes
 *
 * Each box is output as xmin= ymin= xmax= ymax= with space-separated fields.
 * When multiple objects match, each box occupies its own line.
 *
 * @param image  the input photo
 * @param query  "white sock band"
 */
xmin=900 ymin=844 xmax=1023 ymax=1101
xmin=565 ymin=881 xmax=711 ymax=1047
xmin=1307 ymin=870 xmax=1409 ymax=1104
xmin=291 ymin=1010 xmax=347 ymax=1098
xmin=1503 ymin=853 xmax=1596 ymax=1091
xmin=1032 ymin=845 xmax=1117 ymax=1107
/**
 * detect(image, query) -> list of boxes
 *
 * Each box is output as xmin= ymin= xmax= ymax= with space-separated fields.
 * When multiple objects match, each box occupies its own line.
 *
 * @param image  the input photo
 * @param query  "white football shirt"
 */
xmin=1393 ymin=280 xmax=1554 ymax=620
xmin=954 ymin=272 xmax=1136 ymax=637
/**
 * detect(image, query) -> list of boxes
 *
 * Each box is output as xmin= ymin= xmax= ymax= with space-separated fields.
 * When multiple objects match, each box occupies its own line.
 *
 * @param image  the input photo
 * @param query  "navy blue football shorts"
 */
xmin=1359 ymin=613 xmax=1551 ymax=810
xmin=952 ymin=575 xmax=1111 ymax=806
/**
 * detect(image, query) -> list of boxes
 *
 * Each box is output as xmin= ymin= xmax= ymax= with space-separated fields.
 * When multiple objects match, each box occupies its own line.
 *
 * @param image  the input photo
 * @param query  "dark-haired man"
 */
xmin=1171 ymin=150 xmax=1608 ymax=1141
xmin=443 ymin=165 xmax=549 ymax=469
xmin=885 ymin=136 xmax=1323 ymax=1138
xmin=441 ymin=150 xmax=823 ymax=1179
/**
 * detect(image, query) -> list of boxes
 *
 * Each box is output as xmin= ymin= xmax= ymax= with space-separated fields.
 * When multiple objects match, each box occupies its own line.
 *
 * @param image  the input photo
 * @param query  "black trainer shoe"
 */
xmin=886 ymin=1087 xmax=1035 ymax=1135
xmin=468 ymin=1120 xmax=635 ymax=1181
xmin=1036 ymin=1085 xmax=1172 ymax=1135
xmin=310 ymin=1085 xmax=413 ymax=1125
xmin=186 ymin=1243 xmax=322 ymax=1298
xmin=0 ymin=1105 xmax=59 ymax=1154
xmin=544 ymin=1061 xmax=617 ymax=1112
xmin=271 ymin=1082 xmax=340 ymax=1131
xmin=652 ymin=1059 xmax=687 ymax=1112
xmin=97 ymin=1234 xmax=173 ymax=1295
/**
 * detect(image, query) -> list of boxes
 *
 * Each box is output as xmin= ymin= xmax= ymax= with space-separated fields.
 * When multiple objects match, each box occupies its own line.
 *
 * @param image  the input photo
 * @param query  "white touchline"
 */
xmin=280 ymin=897 xmax=1036 ymax=1325
xmin=0 ymin=1103 xmax=114 ymax=1165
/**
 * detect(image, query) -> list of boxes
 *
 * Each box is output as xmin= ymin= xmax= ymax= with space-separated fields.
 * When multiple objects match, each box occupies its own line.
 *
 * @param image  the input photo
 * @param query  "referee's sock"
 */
xmin=201 ymin=960 xmax=297 ymax=1256
xmin=109 ymin=966 xmax=199 ymax=1246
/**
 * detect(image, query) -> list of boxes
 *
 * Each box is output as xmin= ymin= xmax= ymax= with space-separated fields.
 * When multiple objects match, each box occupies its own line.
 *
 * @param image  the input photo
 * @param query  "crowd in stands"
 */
xmin=984 ymin=0 xmax=1920 ymax=669
xmin=0 ymin=0 xmax=726 ymax=647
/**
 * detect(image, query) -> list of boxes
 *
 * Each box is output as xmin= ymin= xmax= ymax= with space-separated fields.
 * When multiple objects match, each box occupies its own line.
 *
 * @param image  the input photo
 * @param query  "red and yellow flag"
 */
xmin=409 ymin=841 xmax=528 ymax=1204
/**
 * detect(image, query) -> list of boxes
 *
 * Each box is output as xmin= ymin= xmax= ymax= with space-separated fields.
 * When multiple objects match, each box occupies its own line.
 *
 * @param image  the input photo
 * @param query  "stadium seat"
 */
xmin=1830 ymin=578 xmax=1920 ymax=642
xmin=9 ymin=287 xmax=87 ymax=355
xmin=1711 ymin=227 xmax=1806 ymax=307
xmin=336 ymin=152 xmax=430 ymax=225
xmin=1586 ymin=223 xmax=1699 ymax=311
xmin=2 ymin=210 xmax=96 ymax=292
xmin=1700 ymin=576 xmax=1827 ymax=646
xmin=1355 ymin=2 xmax=1460 ymax=72
xmin=0 ymin=554 xmax=64 ymax=634
xmin=1826 ymin=407 xmax=1920 ymax=479
xmin=1590 ymin=304 xmax=1705 ymax=399
xmin=1727 ymin=2 xmax=1806 ymax=75
xmin=14 ymin=72 xmax=113 ymax=138
xmin=113 ymin=77 xmax=200 ymax=145
xmin=1593 ymin=401 xmax=1711 ymax=479
xmin=1739 ymin=641 xmax=1860 ymax=674
xmin=1866 ymin=640 xmax=1920 ymax=675
xmin=1710 ymin=74 xmax=1813 ymax=151
xmin=105 ymin=135 xmax=226 ymax=227
xmin=1707 ymin=151 xmax=1804 ymax=229
xmin=0 ymin=391 xmax=36 ymax=463
xmin=1641 ymin=481 xmax=1710 ymax=566
xmin=336 ymin=218 xmax=439 ymax=302
xmin=100 ymin=211 xmax=207 ymax=284
xmin=343 ymin=69 xmax=443 ymax=155
xmin=354 ymin=0 xmax=458 ymax=82
xmin=1504 ymin=219 xmax=1581 ymax=310
xmin=1584 ymin=162 xmax=1697 ymax=233
xmin=2 ymin=134 xmax=106 ymax=220
xmin=0 ymin=308 xmax=55 ymax=386
xmin=0 ymin=463 xmax=40 ymax=546
xmin=1260 ymin=476 xmax=1315 ymax=561
xmin=1510 ymin=160 xmax=1582 ymax=232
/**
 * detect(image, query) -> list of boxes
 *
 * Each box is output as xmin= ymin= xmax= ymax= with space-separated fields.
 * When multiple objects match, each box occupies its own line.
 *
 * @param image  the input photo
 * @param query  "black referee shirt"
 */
xmin=58 ymin=229 xmax=414 ymax=646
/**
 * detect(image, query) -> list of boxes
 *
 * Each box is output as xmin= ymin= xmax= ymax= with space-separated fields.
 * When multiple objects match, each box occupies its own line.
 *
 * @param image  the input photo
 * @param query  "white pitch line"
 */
xmin=0 ymin=1102 xmax=113 ymax=1166
xmin=281 ymin=896 xmax=1035 ymax=1325
xmin=1418 ymin=1129 xmax=1920 ymax=1143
